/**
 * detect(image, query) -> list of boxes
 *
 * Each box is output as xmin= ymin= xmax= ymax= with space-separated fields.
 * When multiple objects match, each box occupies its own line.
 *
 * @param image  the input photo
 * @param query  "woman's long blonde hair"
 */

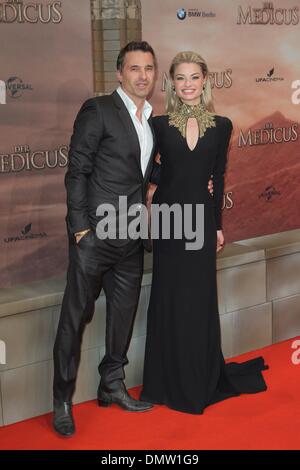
xmin=166 ymin=51 xmax=215 ymax=113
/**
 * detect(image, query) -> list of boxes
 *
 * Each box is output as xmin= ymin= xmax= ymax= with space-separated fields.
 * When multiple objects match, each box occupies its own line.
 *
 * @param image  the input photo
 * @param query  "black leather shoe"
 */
xmin=53 ymin=399 xmax=75 ymax=437
xmin=97 ymin=382 xmax=153 ymax=412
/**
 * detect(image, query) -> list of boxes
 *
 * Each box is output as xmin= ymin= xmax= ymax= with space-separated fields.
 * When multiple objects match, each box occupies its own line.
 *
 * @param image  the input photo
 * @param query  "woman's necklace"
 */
xmin=168 ymin=102 xmax=216 ymax=139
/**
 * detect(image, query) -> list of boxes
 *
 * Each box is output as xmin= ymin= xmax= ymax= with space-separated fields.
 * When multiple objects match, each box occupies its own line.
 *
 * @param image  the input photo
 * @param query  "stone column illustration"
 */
xmin=90 ymin=0 xmax=142 ymax=95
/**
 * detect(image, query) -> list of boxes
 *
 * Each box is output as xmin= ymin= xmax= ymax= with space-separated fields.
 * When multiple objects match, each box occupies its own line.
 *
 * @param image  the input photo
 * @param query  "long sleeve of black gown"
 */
xmin=213 ymin=117 xmax=233 ymax=230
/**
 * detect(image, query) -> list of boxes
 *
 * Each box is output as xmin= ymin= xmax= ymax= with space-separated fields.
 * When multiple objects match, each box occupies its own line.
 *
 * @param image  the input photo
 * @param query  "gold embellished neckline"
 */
xmin=168 ymin=103 xmax=216 ymax=139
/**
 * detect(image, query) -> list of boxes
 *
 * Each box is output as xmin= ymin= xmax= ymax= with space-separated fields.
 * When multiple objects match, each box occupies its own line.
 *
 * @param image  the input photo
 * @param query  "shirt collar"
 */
xmin=117 ymin=86 xmax=152 ymax=120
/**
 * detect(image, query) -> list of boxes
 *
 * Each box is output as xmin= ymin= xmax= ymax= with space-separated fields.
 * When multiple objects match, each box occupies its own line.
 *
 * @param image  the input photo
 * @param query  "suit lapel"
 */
xmin=112 ymin=91 xmax=142 ymax=174
xmin=112 ymin=91 xmax=156 ymax=183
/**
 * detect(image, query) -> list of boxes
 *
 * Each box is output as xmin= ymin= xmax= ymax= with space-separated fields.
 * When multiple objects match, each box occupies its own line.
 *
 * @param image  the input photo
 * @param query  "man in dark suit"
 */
xmin=53 ymin=41 xmax=157 ymax=437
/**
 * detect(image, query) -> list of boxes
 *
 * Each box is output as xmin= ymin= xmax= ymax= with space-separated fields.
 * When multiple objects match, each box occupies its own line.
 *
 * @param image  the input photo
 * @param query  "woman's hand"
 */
xmin=216 ymin=230 xmax=225 ymax=252
xmin=146 ymin=183 xmax=158 ymax=211
xmin=146 ymin=183 xmax=158 ymax=239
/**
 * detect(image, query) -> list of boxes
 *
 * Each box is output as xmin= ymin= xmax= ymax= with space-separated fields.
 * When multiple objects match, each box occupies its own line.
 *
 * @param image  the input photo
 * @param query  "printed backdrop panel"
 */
xmin=1 ymin=0 xmax=300 ymax=287
xmin=141 ymin=0 xmax=300 ymax=242
xmin=0 ymin=0 xmax=93 ymax=287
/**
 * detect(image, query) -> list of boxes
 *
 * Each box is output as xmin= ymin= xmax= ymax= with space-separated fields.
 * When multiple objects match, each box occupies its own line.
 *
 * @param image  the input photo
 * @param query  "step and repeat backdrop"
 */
xmin=1 ymin=0 xmax=300 ymax=287
xmin=142 ymin=0 xmax=300 ymax=241
xmin=0 ymin=0 xmax=93 ymax=287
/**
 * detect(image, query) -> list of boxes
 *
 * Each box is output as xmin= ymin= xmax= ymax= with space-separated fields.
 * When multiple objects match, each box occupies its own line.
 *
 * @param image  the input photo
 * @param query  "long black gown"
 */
xmin=141 ymin=114 xmax=268 ymax=414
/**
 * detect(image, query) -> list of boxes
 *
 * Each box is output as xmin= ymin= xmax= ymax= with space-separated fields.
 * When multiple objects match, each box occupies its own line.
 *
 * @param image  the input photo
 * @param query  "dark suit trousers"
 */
xmin=53 ymin=230 xmax=144 ymax=402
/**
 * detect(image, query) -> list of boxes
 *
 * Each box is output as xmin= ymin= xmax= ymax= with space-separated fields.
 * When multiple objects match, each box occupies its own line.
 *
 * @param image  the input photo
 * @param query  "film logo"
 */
xmin=161 ymin=69 xmax=233 ymax=91
xmin=237 ymin=2 xmax=299 ymax=25
xmin=238 ymin=121 xmax=298 ymax=147
xmin=6 ymin=76 xmax=33 ymax=99
xmin=3 ymin=223 xmax=47 ymax=244
xmin=0 ymin=76 xmax=33 ymax=100
xmin=256 ymin=67 xmax=284 ymax=83
xmin=0 ymin=0 xmax=63 ymax=24
xmin=0 ymin=144 xmax=69 ymax=173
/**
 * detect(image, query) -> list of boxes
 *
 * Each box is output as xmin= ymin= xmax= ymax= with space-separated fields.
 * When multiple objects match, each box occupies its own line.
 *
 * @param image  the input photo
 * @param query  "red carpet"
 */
xmin=0 ymin=337 xmax=299 ymax=450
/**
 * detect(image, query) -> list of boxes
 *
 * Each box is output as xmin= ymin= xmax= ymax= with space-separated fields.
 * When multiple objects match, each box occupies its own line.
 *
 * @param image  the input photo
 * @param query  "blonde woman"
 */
xmin=141 ymin=52 xmax=268 ymax=414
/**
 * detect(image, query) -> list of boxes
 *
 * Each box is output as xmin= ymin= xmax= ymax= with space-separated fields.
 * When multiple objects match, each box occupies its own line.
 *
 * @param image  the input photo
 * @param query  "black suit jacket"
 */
xmin=65 ymin=91 xmax=156 ymax=250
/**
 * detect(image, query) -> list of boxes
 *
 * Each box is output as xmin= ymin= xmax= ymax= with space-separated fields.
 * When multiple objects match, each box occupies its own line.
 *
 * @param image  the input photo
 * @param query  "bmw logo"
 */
xmin=177 ymin=8 xmax=186 ymax=20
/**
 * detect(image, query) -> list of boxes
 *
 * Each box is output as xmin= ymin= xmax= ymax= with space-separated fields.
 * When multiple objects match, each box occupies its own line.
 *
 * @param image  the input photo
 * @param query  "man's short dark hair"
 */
xmin=116 ymin=41 xmax=157 ymax=71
